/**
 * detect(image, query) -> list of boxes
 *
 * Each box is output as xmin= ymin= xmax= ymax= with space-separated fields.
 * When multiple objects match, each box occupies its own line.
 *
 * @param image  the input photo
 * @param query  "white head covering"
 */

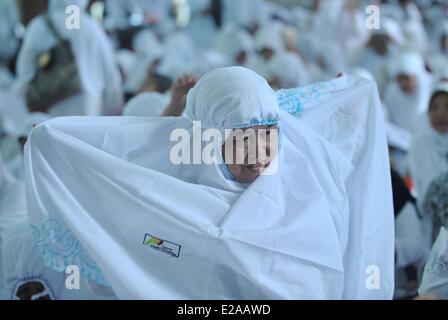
xmin=122 ymin=92 xmax=168 ymax=117
xmin=215 ymin=25 xmax=255 ymax=66
xmin=408 ymin=81 xmax=448 ymax=247
xmin=254 ymin=23 xmax=284 ymax=54
xmin=375 ymin=17 xmax=406 ymax=46
xmin=266 ymin=52 xmax=311 ymax=89
xmin=249 ymin=23 xmax=287 ymax=79
xmin=384 ymin=51 xmax=433 ymax=132
xmin=185 ymin=67 xmax=279 ymax=130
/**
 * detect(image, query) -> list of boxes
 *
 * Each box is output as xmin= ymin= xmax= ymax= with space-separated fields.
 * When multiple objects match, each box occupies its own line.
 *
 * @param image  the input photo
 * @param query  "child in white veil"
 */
xmin=17 ymin=67 xmax=394 ymax=300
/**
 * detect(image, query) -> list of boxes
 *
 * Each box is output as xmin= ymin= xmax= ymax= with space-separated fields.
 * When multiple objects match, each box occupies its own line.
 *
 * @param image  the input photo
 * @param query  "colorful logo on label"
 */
xmin=143 ymin=234 xmax=181 ymax=258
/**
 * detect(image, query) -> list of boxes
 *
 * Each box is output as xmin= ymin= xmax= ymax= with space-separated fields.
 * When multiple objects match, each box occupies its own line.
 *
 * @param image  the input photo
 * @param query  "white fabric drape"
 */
xmin=22 ymin=70 xmax=394 ymax=299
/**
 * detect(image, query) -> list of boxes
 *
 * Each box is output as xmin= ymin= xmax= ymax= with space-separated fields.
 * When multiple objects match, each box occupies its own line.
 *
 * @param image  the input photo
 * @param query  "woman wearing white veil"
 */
xmin=384 ymin=51 xmax=433 ymax=134
xmin=20 ymin=67 xmax=394 ymax=299
xmin=408 ymin=81 xmax=448 ymax=249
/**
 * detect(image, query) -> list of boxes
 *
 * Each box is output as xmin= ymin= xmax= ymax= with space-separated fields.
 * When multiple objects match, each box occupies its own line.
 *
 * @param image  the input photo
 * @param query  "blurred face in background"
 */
xmin=396 ymin=73 xmax=418 ymax=95
xmin=260 ymin=48 xmax=275 ymax=61
xmin=429 ymin=92 xmax=448 ymax=134
xmin=368 ymin=34 xmax=390 ymax=56
xmin=236 ymin=50 xmax=248 ymax=65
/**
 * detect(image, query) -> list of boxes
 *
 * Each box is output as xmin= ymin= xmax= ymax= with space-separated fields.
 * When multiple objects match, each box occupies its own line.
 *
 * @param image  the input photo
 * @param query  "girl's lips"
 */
xmin=244 ymin=163 xmax=268 ymax=174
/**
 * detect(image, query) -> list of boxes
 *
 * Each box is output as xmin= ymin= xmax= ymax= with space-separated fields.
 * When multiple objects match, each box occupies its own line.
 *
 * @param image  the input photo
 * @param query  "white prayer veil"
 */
xmin=408 ymin=82 xmax=448 ymax=247
xmin=185 ymin=67 xmax=279 ymax=130
xmin=384 ymin=51 xmax=433 ymax=132
xmin=22 ymin=68 xmax=394 ymax=299
xmin=266 ymin=51 xmax=311 ymax=89
xmin=215 ymin=25 xmax=255 ymax=66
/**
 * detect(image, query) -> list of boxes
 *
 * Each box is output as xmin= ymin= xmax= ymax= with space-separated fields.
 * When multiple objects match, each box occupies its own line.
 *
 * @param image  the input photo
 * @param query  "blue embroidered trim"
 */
xmin=277 ymin=80 xmax=337 ymax=117
xmin=277 ymin=88 xmax=304 ymax=117
xmin=31 ymin=218 xmax=110 ymax=287
xmin=231 ymin=118 xmax=279 ymax=129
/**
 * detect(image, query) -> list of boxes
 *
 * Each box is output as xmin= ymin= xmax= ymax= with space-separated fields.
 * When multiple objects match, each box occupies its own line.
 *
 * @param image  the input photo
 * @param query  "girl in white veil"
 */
xmin=384 ymin=51 xmax=433 ymax=134
xmin=18 ymin=67 xmax=394 ymax=299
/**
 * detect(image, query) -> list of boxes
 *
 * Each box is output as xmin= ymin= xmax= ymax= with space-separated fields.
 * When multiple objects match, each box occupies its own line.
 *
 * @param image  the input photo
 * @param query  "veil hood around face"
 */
xmin=185 ymin=67 xmax=280 ymax=130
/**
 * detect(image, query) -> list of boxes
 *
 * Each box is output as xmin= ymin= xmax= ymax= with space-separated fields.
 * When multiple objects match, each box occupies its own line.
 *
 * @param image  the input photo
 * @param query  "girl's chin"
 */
xmin=433 ymin=125 xmax=448 ymax=134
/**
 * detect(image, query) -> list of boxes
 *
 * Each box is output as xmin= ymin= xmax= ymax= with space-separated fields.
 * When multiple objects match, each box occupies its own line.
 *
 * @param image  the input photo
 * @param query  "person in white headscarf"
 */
xmin=354 ymin=18 xmax=405 ymax=97
xmin=248 ymin=23 xmax=285 ymax=79
xmin=15 ymin=0 xmax=124 ymax=117
xmin=23 ymin=67 xmax=394 ymax=299
xmin=124 ymin=29 xmax=164 ymax=95
xmin=215 ymin=25 xmax=255 ymax=67
xmin=408 ymin=81 xmax=448 ymax=248
xmin=427 ymin=21 xmax=448 ymax=79
xmin=384 ymin=51 xmax=433 ymax=134
xmin=265 ymin=51 xmax=311 ymax=90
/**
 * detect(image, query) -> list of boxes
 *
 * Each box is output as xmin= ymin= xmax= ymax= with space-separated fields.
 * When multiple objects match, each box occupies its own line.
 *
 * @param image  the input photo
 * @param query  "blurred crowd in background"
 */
xmin=1 ymin=0 xmax=448 ymax=299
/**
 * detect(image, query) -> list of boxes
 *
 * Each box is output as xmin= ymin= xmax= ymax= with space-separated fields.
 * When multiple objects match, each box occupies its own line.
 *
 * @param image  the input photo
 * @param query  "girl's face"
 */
xmin=222 ymin=125 xmax=278 ymax=183
xmin=429 ymin=92 xmax=448 ymax=134
xmin=396 ymin=74 xmax=418 ymax=95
